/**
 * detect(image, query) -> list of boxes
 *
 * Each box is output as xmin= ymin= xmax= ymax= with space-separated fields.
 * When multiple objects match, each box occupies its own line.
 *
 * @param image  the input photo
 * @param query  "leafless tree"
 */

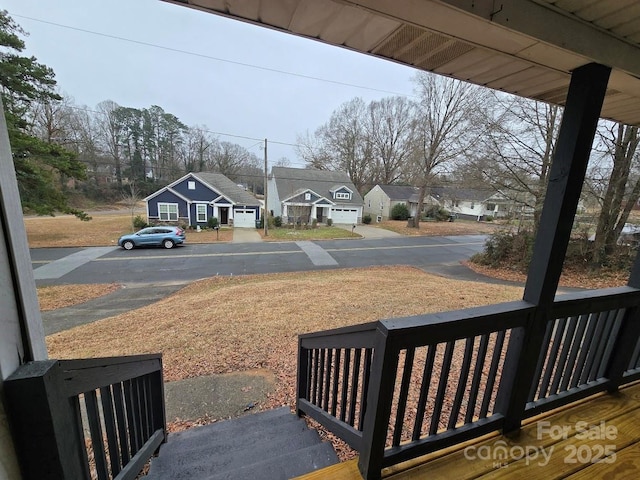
xmin=475 ymin=95 xmax=561 ymax=230
xmin=411 ymin=73 xmax=486 ymax=228
xmin=367 ymin=96 xmax=418 ymax=185
xmin=591 ymin=122 xmax=640 ymax=265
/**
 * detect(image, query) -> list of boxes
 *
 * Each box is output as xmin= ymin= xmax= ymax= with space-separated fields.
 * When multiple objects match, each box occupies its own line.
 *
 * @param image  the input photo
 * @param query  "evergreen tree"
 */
xmin=0 ymin=10 xmax=88 ymax=218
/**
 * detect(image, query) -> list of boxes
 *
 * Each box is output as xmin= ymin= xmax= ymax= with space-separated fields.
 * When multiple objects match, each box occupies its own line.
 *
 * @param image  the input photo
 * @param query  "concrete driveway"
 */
xmin=232 ymin=228 xmax=263 ymax=243
xmin=335 ymin=223 xmax=401 ymax=239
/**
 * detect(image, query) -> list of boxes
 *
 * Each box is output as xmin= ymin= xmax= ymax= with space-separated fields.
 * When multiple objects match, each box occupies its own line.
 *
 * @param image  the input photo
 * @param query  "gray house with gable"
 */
xmin=267 ymin=167 xmax=363 ymax=224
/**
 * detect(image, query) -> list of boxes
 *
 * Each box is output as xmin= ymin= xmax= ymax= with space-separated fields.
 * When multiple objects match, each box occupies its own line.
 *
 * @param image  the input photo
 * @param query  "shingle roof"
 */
xmin=429 ymin=186 xmax=493 ymax=202
xmin=272 ymin=167 xmax=363 ymax=205
xmin=378 ymin=185 xmax=420 ymax=201
xmin=193 ymin=172 xmax=261 ymax=206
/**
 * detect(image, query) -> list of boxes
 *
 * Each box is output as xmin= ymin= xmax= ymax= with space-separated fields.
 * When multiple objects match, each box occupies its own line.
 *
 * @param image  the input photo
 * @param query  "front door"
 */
xmin=219 ymin=207 xmax=229 ymax=225
xmin=316 ymin=207 xmax=324 ymax=223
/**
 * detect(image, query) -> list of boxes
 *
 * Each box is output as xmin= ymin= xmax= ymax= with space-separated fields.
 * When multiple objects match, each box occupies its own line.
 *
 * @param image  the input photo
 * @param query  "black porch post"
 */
xmin=499 ymin=63 xmax=611 ymax=432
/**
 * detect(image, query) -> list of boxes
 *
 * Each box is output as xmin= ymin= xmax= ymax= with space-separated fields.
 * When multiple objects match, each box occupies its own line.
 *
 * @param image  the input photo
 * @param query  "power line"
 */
xmin=12 ymin=13 xmax=415 ymax=98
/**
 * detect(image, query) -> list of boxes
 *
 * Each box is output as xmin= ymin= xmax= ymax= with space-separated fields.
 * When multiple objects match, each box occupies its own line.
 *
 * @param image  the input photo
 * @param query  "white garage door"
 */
xmin=331 ymin=208 xmax=359 ymax=224
xmin=234 ymin=209 xmax=256 ymax=228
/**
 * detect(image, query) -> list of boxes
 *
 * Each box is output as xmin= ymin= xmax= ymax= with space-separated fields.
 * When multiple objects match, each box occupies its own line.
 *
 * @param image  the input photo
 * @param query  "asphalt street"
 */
xmin=31 ymin=235 xmax=488 ymax=286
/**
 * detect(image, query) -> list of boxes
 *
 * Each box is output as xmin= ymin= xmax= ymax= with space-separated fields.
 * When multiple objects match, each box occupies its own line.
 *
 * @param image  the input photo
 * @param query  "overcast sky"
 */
xmin=3 ymin=0 xmax=419 ymax=166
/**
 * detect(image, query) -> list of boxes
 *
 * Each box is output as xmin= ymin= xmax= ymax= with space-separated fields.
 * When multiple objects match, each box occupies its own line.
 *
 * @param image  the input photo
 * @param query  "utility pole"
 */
xmin=264 ymin=138 xmax=268 ymax=237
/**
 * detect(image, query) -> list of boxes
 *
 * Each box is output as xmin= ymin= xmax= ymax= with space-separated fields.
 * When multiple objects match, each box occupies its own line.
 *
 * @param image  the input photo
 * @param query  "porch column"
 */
xmin=311 ymin=204 xmax=317 ymax=221
xmin=282 ymin=204 xmax=288 ymax=218
xmin=499 ymin=63 xmax=611 ymax=433
xmin=0 ymin=97 xmax=47 ymax=477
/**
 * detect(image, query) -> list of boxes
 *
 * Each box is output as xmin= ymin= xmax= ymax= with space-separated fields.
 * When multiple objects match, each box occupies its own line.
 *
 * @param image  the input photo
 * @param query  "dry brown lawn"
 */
xmin=37 ymin=284 xmax=120 ymax=311
xmin=376 ymin=219 xmax=504 ymax=236
xmin=24 ymin=213 xmax=232 ymax=247
xmin=47 ymin=266 xmax=523 ymax=410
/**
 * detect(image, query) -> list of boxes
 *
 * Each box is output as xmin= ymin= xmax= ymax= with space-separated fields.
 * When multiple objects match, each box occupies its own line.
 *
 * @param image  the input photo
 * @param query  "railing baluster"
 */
xmin=480 ymin=330 xmax=506 ymax=418
xmin=305 ymin=349 xmax=312 ymax=400
xmin=596 ymin=309 xmax=624 ymax=378
xmin=589 ymin=310 xmax=617 ymax=380
xmin=412 ymin=345 xmax=436 ymax=441
xmin=358 ymin=348 xmax=372 ymax=430
xmin=311 ymin=348 xmax=319 ymax=403
xmin=573 ymin=312 xmax=599 ymax=386
xmin=99 ymin=385 xmax=121 ymax=476
xmin=581 ymin=311 xmax=609 ymax=383
xmin=466 ymin=334 xmax=489 ymax=424
xmin=448 ymin=338 xmax=474 ymax=429
xmin=112 ymin=382 xmax=131 ymax=465
xmin=323 ymin=349 xmax=333 ymax=411
xmin=550 ymin=316 xmax=578 ymax=395
xmin=560 ymin=314 xmax=588 ymax=392
xmin=539 ymin=317 xmax=567 ymax=398
xmin=429 ymin=341 xmax=454 ymax=435
xmin=528 ymin=320 xmax=554 ymax=402
xmin=349 ymin=348 xmax=362 ymax=427
xmin=392 ymin=347 xmax=415 ymax=446
xmin=85 ymin=390 xmax=109 ymax=480
xmin=331 ymin=349 xmax=342 ymax=416
xmin=340 ymin=349 xmax=351 ymax=422
xmin=317 ymin=348 xmax=325 ymax=407
xmin=124 ymin=379 xmax=140 ymax=455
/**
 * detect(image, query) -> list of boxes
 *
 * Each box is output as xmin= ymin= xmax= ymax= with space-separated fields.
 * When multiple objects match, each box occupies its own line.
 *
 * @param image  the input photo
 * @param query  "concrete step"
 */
xmin=160 ymin=413 xmax=307 ymax=457
xmin=145 ymin=407 xmax=338 ymax=480
xmin=203 ymin=442 xmax=339 ymax=480
xmin=151 ymin=416 xmax=311 ymax=466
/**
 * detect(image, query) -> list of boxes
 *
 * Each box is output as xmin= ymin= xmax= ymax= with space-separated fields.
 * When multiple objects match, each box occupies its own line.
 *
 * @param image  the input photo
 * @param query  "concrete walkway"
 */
xmin=335 ymin=223 xmax=401 ymax=239
xmin=232 ymin=228 xmax=263 ymax=243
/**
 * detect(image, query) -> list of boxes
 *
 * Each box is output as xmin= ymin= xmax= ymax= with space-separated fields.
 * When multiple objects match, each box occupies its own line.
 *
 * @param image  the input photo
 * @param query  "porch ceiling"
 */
xmin=164 ymin=0 xmax=640 ymax=126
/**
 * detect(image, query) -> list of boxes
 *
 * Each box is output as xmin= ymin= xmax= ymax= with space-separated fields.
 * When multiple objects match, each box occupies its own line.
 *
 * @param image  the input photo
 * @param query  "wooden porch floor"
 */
xmin=297 ymin=381 xmax=640 ymax=479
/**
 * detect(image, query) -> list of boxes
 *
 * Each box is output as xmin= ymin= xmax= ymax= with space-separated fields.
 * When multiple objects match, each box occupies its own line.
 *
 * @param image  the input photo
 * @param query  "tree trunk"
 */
xmin=413 ymin=185 xmax=427 ymax=228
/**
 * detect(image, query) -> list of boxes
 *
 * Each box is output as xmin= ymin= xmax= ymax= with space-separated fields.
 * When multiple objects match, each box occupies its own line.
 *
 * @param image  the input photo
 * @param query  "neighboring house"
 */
xmin=145 ymin=172 xmax=261 ymax=228
xmin=364 ymin=184 xmax=439 ymax=221
xmin=268 ymin=167 xmax=363 ymax=224
xmin=430 ymin=186 xmax=494 ymax=221
xmin=483 ymin=191 xmax=535 ymax=219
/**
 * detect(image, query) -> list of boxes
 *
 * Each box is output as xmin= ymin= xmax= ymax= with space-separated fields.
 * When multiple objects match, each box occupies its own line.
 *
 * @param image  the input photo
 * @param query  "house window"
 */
xmin=471 ymin=202 xmax=475 ymax=209
xmin=158 ymin=203 xmax=178 ymax=221
xmin=486 ymin=203 xmax=496 ymax=211
xmin=188 ymin=181 xmax=196 ymax=190
xmin=196 ymin=204 xmax=207 ymax=223
xmin=335 ymin=192 xmax=350 ymax=200
xmin=304 ymin=193 xmax=311 ymax=201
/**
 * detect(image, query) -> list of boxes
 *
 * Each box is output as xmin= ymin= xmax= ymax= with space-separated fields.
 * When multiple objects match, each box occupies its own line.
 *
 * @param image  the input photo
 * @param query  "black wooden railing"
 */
xmin=4 ymin=354 xmax=165 ymax=480
xmin=296 ymin=287 xmax=640 ymax=480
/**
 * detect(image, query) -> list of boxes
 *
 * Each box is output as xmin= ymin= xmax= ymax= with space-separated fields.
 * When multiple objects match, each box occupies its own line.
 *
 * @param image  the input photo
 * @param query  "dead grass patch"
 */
xmin=37 ymin=284 xmax=120 ymax=311
xmin=465 ymin=261 xmax=629 ymax=289
xmin=47 ymin=266 xmax=522 ymax=406
xmin=376 ymin=219 xmax=503 ymax=236
xmin=24 ymin=213 xmax=233 ymax=247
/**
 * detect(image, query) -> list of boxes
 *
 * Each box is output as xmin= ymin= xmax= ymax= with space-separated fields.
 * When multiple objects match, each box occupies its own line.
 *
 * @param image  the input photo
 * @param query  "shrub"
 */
xmin=363 ymin=214 xmax=372 ymax=224
xmin=274 ymin=216 xmax=282 ymax=227
xmin=207 ymin=217 xmax=219 ymax=229
xmin=484 ymin=215 xmax=494 ymax=222
xmin=312 ymin=218 xmax=318 ymax=229
xmin=390 ymin=203 xmax=410 ymax=220
xmin=257 ymin=217 xmax=264 ymax=229
xmin=133 ymin=215 xmax=148 ymax=229
xmin=473 ymin=229 xmax=535 ymax=270
xmin=424 ymin=205 xmax=450 ymax=221
xmin=327 ymin=218 xmax=333 ymax=227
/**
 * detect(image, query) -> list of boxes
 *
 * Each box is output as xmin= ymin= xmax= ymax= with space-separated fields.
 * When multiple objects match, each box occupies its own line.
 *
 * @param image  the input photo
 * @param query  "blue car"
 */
xmin=118 ymin=226 xmax=185 ymax=250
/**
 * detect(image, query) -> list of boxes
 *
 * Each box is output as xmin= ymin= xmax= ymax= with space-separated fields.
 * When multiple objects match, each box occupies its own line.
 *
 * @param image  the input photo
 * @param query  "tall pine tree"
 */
xmin=0 ymin=10 xmax=88 ymax=218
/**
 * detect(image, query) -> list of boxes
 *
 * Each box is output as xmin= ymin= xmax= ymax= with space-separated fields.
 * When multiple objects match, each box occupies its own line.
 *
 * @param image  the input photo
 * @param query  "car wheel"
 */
xmin=122 ymin=240 xmax=135 ymax=250
xmin=163 ymin=239 xmax=174 ymax=249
